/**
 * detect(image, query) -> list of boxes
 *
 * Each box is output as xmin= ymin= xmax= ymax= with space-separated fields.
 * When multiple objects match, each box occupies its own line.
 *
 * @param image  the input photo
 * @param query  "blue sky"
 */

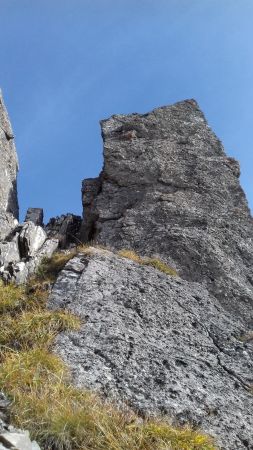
xmin=0 ymin=0 xmax=252 ymax=221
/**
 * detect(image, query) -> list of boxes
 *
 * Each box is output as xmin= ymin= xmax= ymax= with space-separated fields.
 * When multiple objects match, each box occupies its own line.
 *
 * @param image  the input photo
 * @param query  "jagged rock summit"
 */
xmin=82 ymin=99 xmax=253 ymax=324
xmin=0 ymin=95 xmax=253 ymax=450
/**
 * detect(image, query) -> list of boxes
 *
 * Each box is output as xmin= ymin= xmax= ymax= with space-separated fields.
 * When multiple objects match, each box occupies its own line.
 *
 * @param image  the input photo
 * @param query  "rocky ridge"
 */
xmin=0 ymin=94 xmax=252 ymax=449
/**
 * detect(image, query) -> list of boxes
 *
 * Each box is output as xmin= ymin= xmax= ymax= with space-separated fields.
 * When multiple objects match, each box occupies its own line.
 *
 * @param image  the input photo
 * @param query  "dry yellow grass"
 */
xmin=0 ymin=281 xmax=27 ymax=314
xmin=118 ymin=250 xmax=178 ymax=276
xmin=36 ymin=251 xmax=78 ymax=282
xmin=0 ymin=310 xmax=80 ymax=351
xmin=0 ymin=263 xmax=216 ymax=450
xmin=0 ymin=348 xmax=216 ymax=450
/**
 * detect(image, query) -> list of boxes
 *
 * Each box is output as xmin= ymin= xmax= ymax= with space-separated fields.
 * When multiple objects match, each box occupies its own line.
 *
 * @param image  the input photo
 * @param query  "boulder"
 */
xmin=0 ymin=221 xmax=59 ymax=284
xmin=48 ymin=248 xmax=253 ymax=450
xmin=13 ymin=237 xmax=59 ymax=284
xmin=18 ymin=222 xmax=47 ymax=258
xmin=0 ymin=430 xmax=40 ymax=450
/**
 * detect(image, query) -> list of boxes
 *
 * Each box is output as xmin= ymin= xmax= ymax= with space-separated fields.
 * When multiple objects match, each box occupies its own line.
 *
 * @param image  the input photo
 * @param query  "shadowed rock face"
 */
xmin=48 ymin=249 xmax=253 ymax=450
xmin=81 ymin=99 xmax=253 ymax=324
xmin=0 ymin=92 xmax=19 ymax=220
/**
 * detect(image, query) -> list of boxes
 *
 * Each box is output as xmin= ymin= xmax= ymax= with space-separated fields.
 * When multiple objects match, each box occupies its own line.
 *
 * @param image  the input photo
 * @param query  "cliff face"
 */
xmin=48 ymin=248 xmax=253 ymax=450
xmin=0 ymin=92 xmax=18 ymax=218
xmin=1 ymin=95 xmax=253 ymax=450
xmin=81 ymin=99 xmax=253 ymax=324
xmin=0 ymin=92 xmax=19 ymax=240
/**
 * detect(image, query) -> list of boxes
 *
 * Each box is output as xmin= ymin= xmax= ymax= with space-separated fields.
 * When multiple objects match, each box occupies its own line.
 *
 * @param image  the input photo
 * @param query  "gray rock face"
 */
xmin=81 ymin=99 xmax=253 ymax=325
xmin=0 ymin=222 xmax=58 ymax=283
xmin=0 ymin=429 xmax=40 ymax=450
xmin=0 ymin=92 xmax=19 ymax=221
xmin=0 ymin=212 xmax=18 ymax=242
xmin=80 ymin=177 xmax=102 ymax=242
xmin=48 ymin=249 xmax=253 ymax=450
xmin=25 ymin=208 xmax=44 ymax=226
xmin=46 ymin=214 xmax=82 ymax=248
xmin=0 ymin=96 xmax=59 ymax=283
xmin=19 ymin=222 xmax=47 ymax=258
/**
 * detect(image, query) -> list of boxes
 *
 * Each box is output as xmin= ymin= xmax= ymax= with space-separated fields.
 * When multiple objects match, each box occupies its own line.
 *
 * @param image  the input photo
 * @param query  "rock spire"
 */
xmin=81 ymin=99 xmax=253 ymax=324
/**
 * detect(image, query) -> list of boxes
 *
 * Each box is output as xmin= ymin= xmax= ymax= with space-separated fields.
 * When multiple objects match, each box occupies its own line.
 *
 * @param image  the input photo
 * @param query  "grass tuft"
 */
xmin=0 ymin=281 xmax=27 ymax=314
xmin=0 ymin=261 xmax=215 ymax=450
xmin=0 ymin=310 xmax=80 ymax=352
xmin=0 ymin=347 xmax=215 ymax=450
xmin=118 ymin=250 xmax=178 ymax=276
xmin=118 ymin=249 xmax=143 ymax=264
xmin=36 ymin=251 xmax=77 ymax=282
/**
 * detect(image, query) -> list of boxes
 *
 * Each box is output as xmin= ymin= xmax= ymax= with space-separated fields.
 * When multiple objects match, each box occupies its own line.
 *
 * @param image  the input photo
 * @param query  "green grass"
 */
xmin=118 ymin=250 xmax=178 ymax=276
xmin=0 ymin=259 xmax=216 ymax=450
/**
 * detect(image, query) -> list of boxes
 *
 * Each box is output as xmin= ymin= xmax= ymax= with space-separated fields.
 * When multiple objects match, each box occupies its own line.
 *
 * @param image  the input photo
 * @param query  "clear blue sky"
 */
xmin=0 ymin=0 xmax=252 ymax=221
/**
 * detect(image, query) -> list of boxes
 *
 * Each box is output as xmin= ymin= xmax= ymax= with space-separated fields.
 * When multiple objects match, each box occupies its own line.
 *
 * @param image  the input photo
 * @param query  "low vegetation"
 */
xmin=36 ymin=251 xmax=78 ymax=282
xmin=118 ymin=249 xmax=178 ymax=276
xmin=0 ymin=253 xmax=216 ymax=450
xmin=238 ymin=331 xmax=253 ymax=343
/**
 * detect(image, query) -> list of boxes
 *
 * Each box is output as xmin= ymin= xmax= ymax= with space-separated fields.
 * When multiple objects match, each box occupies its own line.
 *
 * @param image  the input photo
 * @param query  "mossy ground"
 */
xmin=0 ymin=252 xmax=216 ymax=450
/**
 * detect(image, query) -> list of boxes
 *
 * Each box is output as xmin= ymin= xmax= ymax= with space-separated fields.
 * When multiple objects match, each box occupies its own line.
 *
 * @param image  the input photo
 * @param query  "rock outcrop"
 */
xmin=0 ymin=95 xmax=59 ymax=283
xmin=1 ymin=94 xmax=253 ymax=450
xmin=0 ymin=92 xmax=19 ymax=241
xmin=0 ymin=221 xmax=58 ymax=283
xmin=25 ymin=208 xmax=44 ymax=226
xmin=46 ymin=214 xmax=82 ymax=248
xmin=48 ymin=248 xmax=253 ymax=450
xmin=81 ymin=100 xmax=253 ymax=324
xmin=0 ymin=92 xmax=19 ymax=220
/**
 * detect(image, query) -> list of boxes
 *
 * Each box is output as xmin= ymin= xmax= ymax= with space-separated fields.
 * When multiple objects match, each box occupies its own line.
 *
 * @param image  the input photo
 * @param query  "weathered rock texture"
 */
xmin=0 ymin=221 xmax=58 ymax=283
xmin=1 ymin=95 xmax=253 ymax=449
xmin=49 ymin=248 xmax=253 ymax=450
xmin=46 ymin=214 xmax=82 ymax=248
xmin=81 ymin=99 xmax=253 ymax=324
xmin=0 ymin=95 xmax=61 ymax=283
xmin=0 ymin=92 xmax=19 ymax=221
xmin=25 ymin=208 xmax=44 ymax=226
xmin=0 ymin=92 xmax=19 ymax=242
